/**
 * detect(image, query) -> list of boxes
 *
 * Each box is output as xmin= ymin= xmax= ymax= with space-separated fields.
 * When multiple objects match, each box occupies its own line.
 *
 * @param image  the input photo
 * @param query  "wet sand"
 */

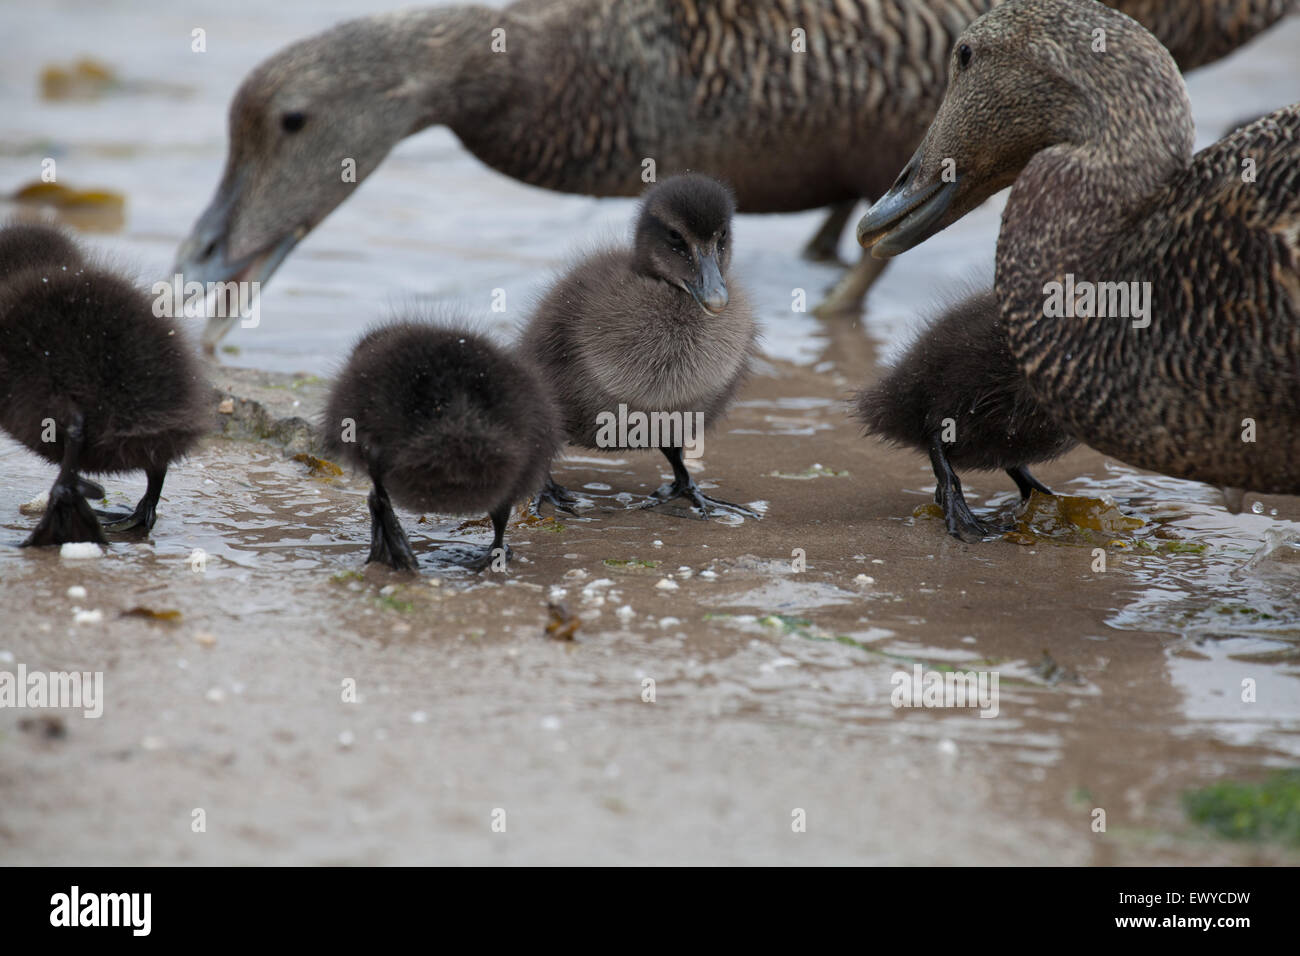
xmin=2 ymin=350 xmax=1298 ymax=865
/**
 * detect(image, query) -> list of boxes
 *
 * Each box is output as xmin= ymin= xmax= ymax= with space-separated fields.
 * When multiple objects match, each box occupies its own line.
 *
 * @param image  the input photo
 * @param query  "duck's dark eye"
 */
xmin=957 ymin=44 xmax=972 ymax=69
xmin=666 ymin=228 xmax=689 ymax=253
xmin=718 ymin=228 xmax=727 ymax=243
xmin=281 ymin=111 xmax=307 ymax=133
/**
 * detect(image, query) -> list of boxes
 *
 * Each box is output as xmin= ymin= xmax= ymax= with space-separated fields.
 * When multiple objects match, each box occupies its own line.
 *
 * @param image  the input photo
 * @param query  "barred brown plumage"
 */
xmin=174 ymin=0 xmax=1294 ymax=349
xmin=857 ymin=0 xmax=1300 ymax=495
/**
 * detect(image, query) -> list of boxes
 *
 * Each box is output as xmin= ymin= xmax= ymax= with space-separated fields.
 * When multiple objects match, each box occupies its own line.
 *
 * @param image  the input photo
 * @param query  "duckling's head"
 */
xmin=632 ymin=174 xmax=736 ymax=316
xmin=856 ymin=0 xmax=1193 ymax=257
xmin=0 ymin=222 xmax=83 ymax=285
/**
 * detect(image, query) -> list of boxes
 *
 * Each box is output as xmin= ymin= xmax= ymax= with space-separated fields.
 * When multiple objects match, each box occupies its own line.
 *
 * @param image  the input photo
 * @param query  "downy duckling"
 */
xmin=855 ymin=287 xmax=1077 ymax=541
xmin=322 ymin=318 xmax=563 ymax=571
xmin=0 ymin=224 xmax=209 ymax=546
xmin=519 ymin=174 xmax=759 ymax=519
xmin=858 ymin=0 xmax=1300 ymax=497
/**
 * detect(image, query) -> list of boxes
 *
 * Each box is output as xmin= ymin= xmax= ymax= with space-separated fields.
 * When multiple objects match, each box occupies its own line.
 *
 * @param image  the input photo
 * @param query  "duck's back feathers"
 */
xmin=856 ymin=287 xmax=1076 ymax=472
xmin=322 ymin=319 xmax=562 ymax=515
xmin=0 ymin=221 xmax=83 ymax=284
xmin=0 ymin=265 xmax=209 ymax=475
xmin=1004 ymin=104 xmax=1300 ymax=492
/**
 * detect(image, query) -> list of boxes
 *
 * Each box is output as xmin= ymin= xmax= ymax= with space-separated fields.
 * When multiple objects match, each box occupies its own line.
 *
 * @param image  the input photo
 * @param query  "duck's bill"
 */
xmin=172 ymin=230 xmax=300 ymax=352
xmin=856 ymin=179 xmax=957 ymax=259
xmin=687 ymin=251 xmax=728 ymax=316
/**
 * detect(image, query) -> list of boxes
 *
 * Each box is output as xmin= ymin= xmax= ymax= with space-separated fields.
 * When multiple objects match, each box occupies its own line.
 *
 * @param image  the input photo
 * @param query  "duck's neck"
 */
xmin=997 ymin=55 xmax=1195 ymax=294
xmin=357 ymin=7 xmax=513 ymax=138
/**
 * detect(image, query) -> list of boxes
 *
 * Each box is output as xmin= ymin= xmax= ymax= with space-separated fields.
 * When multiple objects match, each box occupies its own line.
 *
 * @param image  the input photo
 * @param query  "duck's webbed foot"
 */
xmin=929 ymin=436 xmax=994 ymax=543
xmin=802 ymin=200 xmax=856 ymax=264
xmin=98 ymin=467 xmax=167 ymax=534
xmin=639 ymin=447 xmax=760 ymax=520
xmin=23 ymin=412 xmax=106 ymax=547
xmin=1007 ymin=465 xmax=1054 ymax=500
xmin=366 ymin=478 xmax=418 ymax=572
xmin=455 ymin=505 xmax=512 ymax=572
xmin=528 ymin=474 xmax=580 ymax=517
xmin=813 ymin=248 xmax=889 ymax=316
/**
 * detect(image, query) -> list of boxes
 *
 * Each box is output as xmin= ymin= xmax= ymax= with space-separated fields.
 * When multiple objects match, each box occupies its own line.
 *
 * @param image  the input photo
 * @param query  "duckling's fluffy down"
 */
xmin=322 ymin=320 xmax=562 ymax=515
xmin=0 ymin=222 xmax=83 ymax=284
xmin=0 ymin=265 xmax=210 ymax=475
xmin=854 ymin=288 xmax=1075 ymax=472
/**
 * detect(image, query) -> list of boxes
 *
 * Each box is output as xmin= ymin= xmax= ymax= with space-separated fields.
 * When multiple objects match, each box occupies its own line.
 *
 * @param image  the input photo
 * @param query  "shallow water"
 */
xmin=1 ymin=3 xmax=1299 ymax=865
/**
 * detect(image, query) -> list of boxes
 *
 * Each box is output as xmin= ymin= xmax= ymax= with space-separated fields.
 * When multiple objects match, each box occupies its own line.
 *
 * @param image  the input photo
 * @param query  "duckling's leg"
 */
xmin=77 ymin=478 xmax=105 ymax=501
xmin=813 ymin=249 xmax=888 ymax=316
xmin=640 ymin=447 xmax=760 ymax=520
xmin=928 ymin=435 xmax=992 ymax=543
xmin=1007 ymin=465 xmax=1054 ymax=500
xmin=458 ymin=502 xmax=513 ymax=572
xmin=99 ymin=466 xmax=168 ymax=534
xmin=802 ymin=200 xmax=856 ymax=263
xmin=365 ymin=466 xmax=418 ymax=572
xmin=528 ymin=473 xmax=580 ymax=517
xmin=23 ymin=413 xmax=107 ymax=547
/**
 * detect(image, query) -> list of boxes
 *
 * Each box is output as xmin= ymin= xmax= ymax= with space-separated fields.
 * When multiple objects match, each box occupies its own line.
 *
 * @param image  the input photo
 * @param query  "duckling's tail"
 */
xmin=397 ymin=401 xmax=532 ymax=501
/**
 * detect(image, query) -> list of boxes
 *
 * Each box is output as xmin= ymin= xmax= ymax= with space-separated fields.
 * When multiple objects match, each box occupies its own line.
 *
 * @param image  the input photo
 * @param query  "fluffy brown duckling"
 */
xmin=0 ymin=223 xmax=209 ymax=546
xmin=322 ymin=318 xmax=563 ymax=571
xmin=519 ymin=174 xmax=759 ymax=519
xmin=855 ymin=287 xmax=1077 ymax=541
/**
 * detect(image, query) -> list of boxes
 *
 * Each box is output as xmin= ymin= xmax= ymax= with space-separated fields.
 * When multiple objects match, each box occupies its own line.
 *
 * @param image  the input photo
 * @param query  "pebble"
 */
xmin=66 ymin=585 xmax=87 ymax=600
xmin=73 ymin=609 xmax=103 ymax=624
xmin=60 ymin=542 xmax=102 ymax=560
xmin=615 ymin=605 xmax=636 ymax=623
xmin=654 ymin=578 xmax=679 ymax=591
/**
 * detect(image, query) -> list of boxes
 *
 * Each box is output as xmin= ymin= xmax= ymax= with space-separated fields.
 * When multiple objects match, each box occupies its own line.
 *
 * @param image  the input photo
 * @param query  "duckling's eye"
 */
xmin=717 ymin=228 xmax=728 ymax=244
xmin=281 ymin=111 xmax=308 ymax=134
xmin=957 ymin=44 xmax=972 ymax=70
xmin=666 ymin=229 xmax=688 ymax=254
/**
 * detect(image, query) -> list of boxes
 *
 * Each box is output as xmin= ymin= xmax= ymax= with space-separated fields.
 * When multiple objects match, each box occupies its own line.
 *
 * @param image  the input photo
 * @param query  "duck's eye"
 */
xmin=718 ymin=228 xmax=727 ymax=243
xmin=957 ymin=44 xmax=972 ymax=70
xmin=666 ymin=229 xmax=689 ymax=253
xmin=281 ymin=111 xmax=308 ymax=134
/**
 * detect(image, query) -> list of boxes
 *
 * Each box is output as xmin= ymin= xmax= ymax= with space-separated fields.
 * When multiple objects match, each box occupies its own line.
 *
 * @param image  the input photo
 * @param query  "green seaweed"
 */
xmin=1183 ymin=772 xmax=1300 ymax=845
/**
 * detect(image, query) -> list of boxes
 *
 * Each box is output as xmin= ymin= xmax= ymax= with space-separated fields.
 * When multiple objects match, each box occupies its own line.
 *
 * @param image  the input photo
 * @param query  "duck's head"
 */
xmin=173 ymin=11 xmax=497 ymax=351
xmin=856 ymin=0 xmax=1192 ymax=258
xmin=633 ymin=174 xmax=736 ymax=316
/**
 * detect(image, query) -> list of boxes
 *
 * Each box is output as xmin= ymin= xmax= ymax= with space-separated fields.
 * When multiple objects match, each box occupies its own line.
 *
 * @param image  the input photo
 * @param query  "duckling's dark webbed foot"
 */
xmin=77 ymin=478 xmax=105 ymax=501
xmin=1008 ymin=465 xmax=1054 ymax=500
xmin=453 ymin=504 xmax=512 ymax=572
xmin=24 ymin=478 xmax=107 ymax=547
xmin=97 ymin=468 xmax=167 ymax=534
xmin=640 ymin=447 xmax=759 ymax=520
xmin=928 ymin=436 xmax=996 ymax=543
xmin=23 ymin=412 xmax=107 ymax=547
xmin=528 ymin=475 xmax=580 ymax=517
xmin=366 ymin=485 xmax=418 ymax=572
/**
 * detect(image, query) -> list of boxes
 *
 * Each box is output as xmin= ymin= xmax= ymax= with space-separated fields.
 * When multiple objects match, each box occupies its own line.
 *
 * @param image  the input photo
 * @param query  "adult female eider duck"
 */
xmin=172 ymin=0 xmax=1294 ymax=348
xmin=857 ymin=0 xmax=1300 ymax=497
xmin=520 ymin=174 xmax=759 ymax=520
xmin=855 ymin=287 xmax=1076 ymax=541
xmin=0 ymin=223 xmax=209 ymax=546
xmin=322 ymin=319 xmax=562 ymax=571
